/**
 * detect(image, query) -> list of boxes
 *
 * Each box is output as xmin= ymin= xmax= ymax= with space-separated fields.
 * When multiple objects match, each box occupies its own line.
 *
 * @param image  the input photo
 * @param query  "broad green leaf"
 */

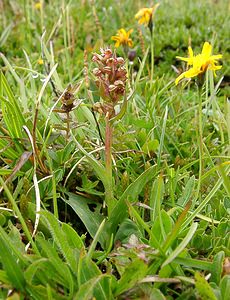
xmin=0 ymin=230 xmax=26 ymax=291
xmin=64 ymin=192 xmax=108 ymax=248
xmin=162 ymin=200 xmax=192 ymax=253
xmin=105 ymin=165 xmax=157 ymax=241
xmin=71 ymin=135 xmax=109 ymax=191
xmin=26 ymin=283 xmax=66 ymax=300
xmin=150 ymin=210 xmax=174 ymax=247
xmin=114 ymin=218 xmax=141 ymax=244
xmin=87 ymin=219 xmax=106 ymax=260
xmin=35 ymin=235 xmax=75 ymax=296
xmin=0 ymin=169 xmax=24 ymax=176
xmin=114 ymin=258 xmax=148 ymax=296
xmin=78 ymin=257 xmax=112 ymax=300
xmin=0 ymin=226 xmax=27 ymax=265
xmin=220 ymin=275 xmax=230 ymax=300
xmin=62 ymin=222 xmax=85 ymax=250
xmin=211 ymin=251 xmax=225 ymax=285
xmin=173 ymin=256 xmax=213 ymax=271
xmin=149 ymin=288 xmax=166 ymax=300
xmin=0 ymin=72 xmax=25 ymax=138
xmin=24 ymin=258 xmax=50 ymax=286
xmin=41 ymin=210 xmax=78 ymax=275
xmin=74 ymin=275 xmax=112 ymax=300
xmin=195 ymin=272 xmax=217 ymax=300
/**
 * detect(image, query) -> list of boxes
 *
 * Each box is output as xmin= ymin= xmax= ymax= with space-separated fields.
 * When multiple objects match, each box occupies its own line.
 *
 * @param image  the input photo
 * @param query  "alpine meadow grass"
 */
xmin=0 ymin=0 xmax=229 ymax=299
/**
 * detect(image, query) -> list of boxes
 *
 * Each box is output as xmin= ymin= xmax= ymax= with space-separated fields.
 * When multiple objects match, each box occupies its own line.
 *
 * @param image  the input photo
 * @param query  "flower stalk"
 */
xmin=92 ymin=48 xmax=127 ymax=215
xmin=105 ymin=113 xmax=114 ymax=215
xmin=176 ymin=42 xmax=223 ymax=204
xmin=195 ymin=84 xmax=204 ymax=203
xmin=135 ymin=4 xmax=160 ymax=80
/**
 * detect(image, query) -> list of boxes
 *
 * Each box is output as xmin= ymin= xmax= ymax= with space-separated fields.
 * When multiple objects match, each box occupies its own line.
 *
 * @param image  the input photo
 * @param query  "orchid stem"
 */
xmin=105 ymin=114 xmax=114 ymax=216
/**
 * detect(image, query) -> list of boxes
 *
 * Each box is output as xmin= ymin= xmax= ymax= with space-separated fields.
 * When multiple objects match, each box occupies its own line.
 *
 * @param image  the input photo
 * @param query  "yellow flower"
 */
xmin=175 ymin=42 xmax=222 ymax=85
xmin=35 ymin=2 xmax=42 ymax=10
xmin=111 ymin=28 xmax=133 ymax=48
xmin=135 ymin=4 xmax=160 ymax=26
xmin=37 ymin=58 xmax=44 ymax=65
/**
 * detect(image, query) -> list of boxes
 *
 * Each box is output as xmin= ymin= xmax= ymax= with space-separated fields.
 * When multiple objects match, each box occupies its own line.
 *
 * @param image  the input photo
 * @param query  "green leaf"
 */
xmin=114 ymin=218 xmax=141 ymax=244
xmin=114 ymin=258 xmax=148 ymax=296
xmin=35 ymin=235 xmax=75 ymax=296
xmin=0 ymin=226 xmax=28 ymax=265
xmin=71 ymin=135 xmax=109 ymax=191
xmin=126 ymin=200 xmax=164 ymax=254
xmin=26 ymin=283 xmax=66 ymax=300
xmin=182 ymin=165 xmax=230 ymax=230
xmin=210 ymin=251 xmax=225 ymax=285
xmin=62 ymin=222 xmax=85 ymax=250
xmin=0 ymin=72 xmax=25 ymax=138
xmin=0 ymin=138 xmax=19 ymax=159
xmin=64 ymin=192 xmax=108 ymax=248
xmin=220 ymin=275 xmax=230 ymax=300
xmin=78 ymin=257 xmax=113 ymax=300
xmin=142 ymin=139 xmax=159 ymax=155
xmin=195 ymin=272 xmax=217 ymax=300
xmin=134 ymin=47 xmax=149 ymax=87
xmin=105 ymin=165 xmax=157 ymax=241
xmin=157 ymin=105 xmax=168 ymax=167
xmin=177 ymin=176 xmax=195 ymax=207
xmin=0 ymin=228 xmax=26 ymax=291
xmin=150 ymin=210 xmax=174 ymax=246
xmin=74 ymin=275 xmax=112 ymax=300
xmin=41 ymin=210 xmax=78 ymax=275
xmin=149 ymin=288 xmax=166 ymax=300
xmin=24 ymin=258 xmax=50 ymax=286
xmin=0 ymin=270 xmax=10 ymax=285
xmin=162 ymin=222 xmax=198 ymax=267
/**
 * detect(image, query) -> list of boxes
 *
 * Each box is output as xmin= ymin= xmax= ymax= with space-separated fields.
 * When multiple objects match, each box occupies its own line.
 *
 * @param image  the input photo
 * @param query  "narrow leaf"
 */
xmin=162 ymin=222 xmax=198 ymax=267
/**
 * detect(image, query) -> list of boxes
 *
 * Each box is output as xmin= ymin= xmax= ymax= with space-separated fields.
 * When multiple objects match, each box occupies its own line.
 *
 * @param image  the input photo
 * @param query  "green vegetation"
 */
xmin=0 ymin=0 xmax=229 ymax=299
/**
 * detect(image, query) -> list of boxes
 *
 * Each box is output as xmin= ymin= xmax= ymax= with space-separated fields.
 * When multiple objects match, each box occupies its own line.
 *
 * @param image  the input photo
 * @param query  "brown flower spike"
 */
xmin=92 ymin=48 xmax=127 ymax=118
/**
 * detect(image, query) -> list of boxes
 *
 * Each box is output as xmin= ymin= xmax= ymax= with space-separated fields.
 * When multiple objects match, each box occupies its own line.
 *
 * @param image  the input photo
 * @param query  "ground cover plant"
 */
xmin=0 ymin=0 xmax=230 ymax=299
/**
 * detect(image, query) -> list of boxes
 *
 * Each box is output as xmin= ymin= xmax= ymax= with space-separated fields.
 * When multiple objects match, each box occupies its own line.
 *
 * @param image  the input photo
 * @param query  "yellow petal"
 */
xmin=210 ymin=54 xmax=222 ymax=60
xmin=184 ymin=67 xmax=200 ymax=78
xmin=208 ymin=64 xmax=222 ymax=71
xmin=202 ymin=42 xmax=212 ymax=57
xmin=188 ymin=46 xmax=193 ymax=58
xmin=135 ymin=8 xmax=147 ymax=19
xmin=115 ymin=41 xmax=120 ymax=48
xmin=176 ymin=56 xmax=192 ymax=62
xmin=175 ymin=67 xmax=200 ymax=85
xmin=119 ymin=28 xmax=126 ymax=35
xmin=35 ymin=2 xmax=42 ymax=10
xmin=175 ymin=72 xmax=186 ymax=85
xmin=128 ymin=40 xmax=133 ymax=47
xmin=111 ymin=36 xmax=119 ymax=41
